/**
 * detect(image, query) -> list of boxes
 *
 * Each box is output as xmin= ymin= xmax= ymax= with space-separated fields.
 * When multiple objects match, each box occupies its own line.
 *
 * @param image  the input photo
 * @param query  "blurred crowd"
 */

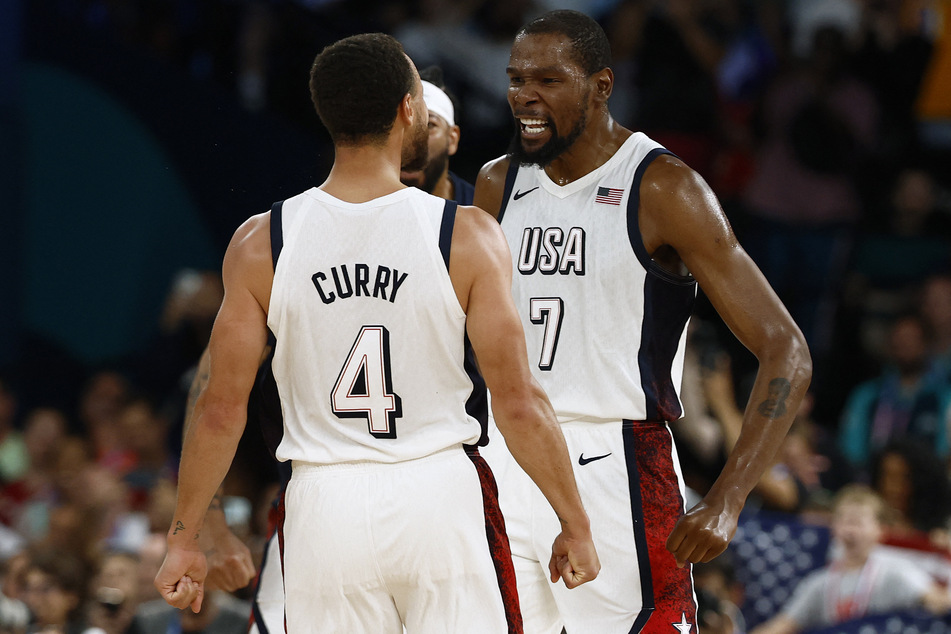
xmin=6 ymin=0 xmax=951 ymax=632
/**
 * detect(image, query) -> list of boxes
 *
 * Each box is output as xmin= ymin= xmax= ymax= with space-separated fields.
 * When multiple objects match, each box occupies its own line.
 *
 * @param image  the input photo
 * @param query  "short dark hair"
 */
xmin=518 ymin=10 xmax=611 ymax=76
xmin=310 ymin=33 xmax=416 ymax=145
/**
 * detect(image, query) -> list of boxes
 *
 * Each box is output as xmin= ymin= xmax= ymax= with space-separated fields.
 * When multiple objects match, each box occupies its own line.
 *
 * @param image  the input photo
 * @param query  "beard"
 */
xmin=507 ymin=110 xmax=587 ymax=168
xmin=401 ymin=117 xmax=429 ymax=172
xmin=417 ymin=146 xmax=449 ymax=194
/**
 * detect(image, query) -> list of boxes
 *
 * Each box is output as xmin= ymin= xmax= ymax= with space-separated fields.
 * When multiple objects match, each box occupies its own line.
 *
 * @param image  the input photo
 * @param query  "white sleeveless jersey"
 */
xmin=267 ymin=187 xmax=482 ymax=464
xmin=498 ymin=132 xmax=696 ymax=424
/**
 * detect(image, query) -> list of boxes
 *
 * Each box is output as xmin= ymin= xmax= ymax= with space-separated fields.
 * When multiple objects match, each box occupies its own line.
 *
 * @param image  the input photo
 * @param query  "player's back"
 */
xmin=267 ymin=187 xmax=482 ymax=465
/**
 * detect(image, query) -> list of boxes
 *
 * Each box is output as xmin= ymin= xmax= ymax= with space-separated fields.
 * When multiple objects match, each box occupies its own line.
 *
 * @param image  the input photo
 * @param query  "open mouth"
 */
xmin=519 ymin=117 xmax=550 ymax=138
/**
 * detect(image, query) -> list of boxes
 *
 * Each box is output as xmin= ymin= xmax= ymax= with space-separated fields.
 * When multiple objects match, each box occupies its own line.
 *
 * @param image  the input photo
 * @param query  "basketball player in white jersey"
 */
xmin=185 ymin=68 xmax=489 ymax=634
xmin=474 ymin=10 xmax=812 ymax=634
xmin=154 ymin=32 xmax=599 ymax=633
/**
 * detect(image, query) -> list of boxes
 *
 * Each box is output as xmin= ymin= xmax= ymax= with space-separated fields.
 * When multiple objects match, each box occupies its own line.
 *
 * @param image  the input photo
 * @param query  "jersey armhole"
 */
xmin=495 ymin=159 xmax=520 ymax=224
xmin=270 ymin=200 xmax=284 ymax=271
xmin=626 ymin=148 xmax=695 ymax=284
xmin=438 ymin=200 xmax=458 ymax=271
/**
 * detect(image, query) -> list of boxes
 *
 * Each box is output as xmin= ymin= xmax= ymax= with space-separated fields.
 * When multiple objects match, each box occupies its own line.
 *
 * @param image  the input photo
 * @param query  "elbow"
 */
xmin=792 ymin=330 xmax=813 ymax=389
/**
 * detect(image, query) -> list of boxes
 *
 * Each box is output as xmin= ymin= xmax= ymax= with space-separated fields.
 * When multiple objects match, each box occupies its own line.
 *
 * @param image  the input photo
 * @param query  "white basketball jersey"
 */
xmin=498 ymin=132 xmax=696 ymax=424
xmin=267 ymin=187 xmax=482 ymax=464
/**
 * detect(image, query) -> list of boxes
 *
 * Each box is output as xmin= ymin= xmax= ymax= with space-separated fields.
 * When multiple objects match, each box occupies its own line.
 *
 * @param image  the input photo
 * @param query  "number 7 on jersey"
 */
xmin=529 ymin=297 xmax=564 ymax=371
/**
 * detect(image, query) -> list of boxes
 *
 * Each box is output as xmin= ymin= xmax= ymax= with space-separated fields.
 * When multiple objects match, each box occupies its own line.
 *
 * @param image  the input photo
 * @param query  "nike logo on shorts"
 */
xmin=578 ymin=452 xmax=612 ymax=465
xmin=513 ymin=187 xmax=539 ymax=200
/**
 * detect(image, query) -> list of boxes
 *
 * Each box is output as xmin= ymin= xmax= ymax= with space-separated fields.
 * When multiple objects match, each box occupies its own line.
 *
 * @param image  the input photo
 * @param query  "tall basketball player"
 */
xmin=475 ymin=10 xmax=812 ymax=634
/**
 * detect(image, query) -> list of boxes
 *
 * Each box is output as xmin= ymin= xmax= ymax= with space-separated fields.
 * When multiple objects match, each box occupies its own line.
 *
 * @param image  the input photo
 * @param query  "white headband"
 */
xmin=422 ymin=80 xmax=455 ymax=127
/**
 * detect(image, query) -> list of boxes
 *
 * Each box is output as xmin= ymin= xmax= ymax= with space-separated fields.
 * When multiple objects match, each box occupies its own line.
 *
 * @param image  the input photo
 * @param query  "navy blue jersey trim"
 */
xmin=252 ymin=329 xmax=285 ymax=461
xmin=626 ymin=148 xmax=683 ymax=275
xmin=496 ymin=159 xmax=520 ymax=224
xmin=637 ymin=275 xmax=695 ymax=422
xmin=269 ymin=200 xmax=284 ymax=271
xmin=439 ymin=200 xmax=458 ymax=271
xmin=463 ymin=333 xmax=489 ymax=445
xmin=622 ymin=420 xmax=655 ymax=632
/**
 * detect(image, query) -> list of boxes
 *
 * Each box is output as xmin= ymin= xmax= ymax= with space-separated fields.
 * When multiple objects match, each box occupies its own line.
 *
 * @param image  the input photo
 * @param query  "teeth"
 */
xmin=520 ymin=118 xmax=548 ymax=134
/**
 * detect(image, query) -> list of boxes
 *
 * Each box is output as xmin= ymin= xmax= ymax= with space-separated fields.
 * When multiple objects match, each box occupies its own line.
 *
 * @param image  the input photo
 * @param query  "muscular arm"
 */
xmin=640 ymin=156 xmax=812 ymax=564
xmin=155 ymin=213 xmax=273 ymax=610
xmin=450 ymin=205 xmax=599 ymax=588
xmin=184 ymin=346 xmax=257 ymax=592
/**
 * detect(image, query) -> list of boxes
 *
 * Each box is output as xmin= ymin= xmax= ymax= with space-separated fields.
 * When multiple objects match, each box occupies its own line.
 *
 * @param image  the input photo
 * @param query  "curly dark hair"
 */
xmin=518 ymin=10 xmax=611 ymax=77
xmin=310 ymin=33 xmax=417 ymax=145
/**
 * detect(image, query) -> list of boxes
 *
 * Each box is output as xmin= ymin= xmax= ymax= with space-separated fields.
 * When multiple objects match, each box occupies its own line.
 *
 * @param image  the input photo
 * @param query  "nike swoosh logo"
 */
xmin=513 ymin=186 xmax=539 ymax=200
xmin=578 ymin=452 xmax=612 ymax=465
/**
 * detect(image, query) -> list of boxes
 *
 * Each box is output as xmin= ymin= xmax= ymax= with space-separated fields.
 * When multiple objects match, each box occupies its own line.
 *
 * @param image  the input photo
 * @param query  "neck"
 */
xmin=839 ymin=549 xmax=871 ymax=571
xmin=320 ymin=136 xmax=406 ymax=203
xmin=544 ymin=113 xmax=632 ymax=186
xmin=431 ymin=169 xmax=454 ymax=201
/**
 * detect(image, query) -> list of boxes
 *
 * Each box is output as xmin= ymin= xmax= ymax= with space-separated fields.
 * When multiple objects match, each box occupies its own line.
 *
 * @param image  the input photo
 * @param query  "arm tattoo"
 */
xmin=757 ymin=378 xmax=791 ymax=419
xmin=173 ymin=520 xmax=186 ymax=535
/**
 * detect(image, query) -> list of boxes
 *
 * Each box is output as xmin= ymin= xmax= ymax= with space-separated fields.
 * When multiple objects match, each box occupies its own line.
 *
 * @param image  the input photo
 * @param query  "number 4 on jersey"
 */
xmin=331 ymin=325 xmax=402 ymax=438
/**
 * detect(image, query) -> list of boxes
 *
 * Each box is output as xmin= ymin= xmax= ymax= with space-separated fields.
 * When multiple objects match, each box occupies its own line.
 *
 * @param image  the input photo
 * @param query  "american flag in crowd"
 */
xmin=595 ymin=186 xmax=624 ymax=205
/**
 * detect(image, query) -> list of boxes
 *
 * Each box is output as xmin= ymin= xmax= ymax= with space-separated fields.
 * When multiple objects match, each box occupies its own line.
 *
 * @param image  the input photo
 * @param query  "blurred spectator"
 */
xmin=395 ymin=0 xmax=537 ymax=135
xmin=694 ymin=554 xmax=747 ymax=634
xmin=606 ymin=0 xmax=742 ymax=179
xmin=844 ymin=167 xmax=951 ymax=360
xmin=0 ymin=380 xmax=26 ymax=486
xmin=749 ymin=484 xmax=951 ymax=634
xmin=115 ymin=395 xmax=176 ymax=514
xmin=0 ymin=553 xmax=29 ymax=634
xmin=740 ymin=24 xmax=879 ymax=386
xmin=133 ymin=535 xmax=165 ymax=608
xmin=85 ymin=551 xmax=140 ymax=634
xmin=785 ymin=0 xmax=863 ymax=60
xmin=0 ymin=407 xmax=66 ymax=525
xmin=922 ymin=273 xmax=951 ymax=381
xmin=76 ymin=371 xmax=132 ymax=476
xmin=852 ymin=0 xmax=935 ymax=162
xmin=127 ymin=269 xmax=223 ymax=403
xmin=19 ymin=549 xmax=100 ymax=634
xmin=838 ymin=313 xmax=951 ymax=468
xmin=869 ymin=438 xmax=951 ymax=545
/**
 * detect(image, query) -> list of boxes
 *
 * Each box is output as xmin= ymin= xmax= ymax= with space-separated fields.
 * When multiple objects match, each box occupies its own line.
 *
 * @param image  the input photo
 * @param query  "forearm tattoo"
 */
xmin=757 ymin=378 xmax=791 ymax=419
xmin=173 ymin=520 xmax=186 ymax=535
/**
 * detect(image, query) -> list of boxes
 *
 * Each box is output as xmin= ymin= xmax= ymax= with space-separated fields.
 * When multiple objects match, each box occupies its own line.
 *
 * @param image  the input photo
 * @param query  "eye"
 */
xmin=542 ymin=78 xmax=560 ymax=85
xmin=508 ymin=76 xmax=523 ymax=86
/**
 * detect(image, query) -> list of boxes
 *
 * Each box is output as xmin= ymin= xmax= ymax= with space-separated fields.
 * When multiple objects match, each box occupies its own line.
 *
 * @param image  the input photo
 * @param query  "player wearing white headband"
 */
xmin=400 ymin=67 xmax=475 ymax=205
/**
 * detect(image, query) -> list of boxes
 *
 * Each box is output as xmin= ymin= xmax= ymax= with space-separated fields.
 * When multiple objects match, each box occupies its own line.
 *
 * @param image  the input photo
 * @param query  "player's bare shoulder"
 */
xmin=222 ymin=211 xmax=275 ymax=309
xmin=639 ymin=154 xmax=736 ymax=256
xmin=226 ymin=212 xmax=273 ymax=264
xmin=453 ymin=204 xmax=509 ymax=258
xmin=474 ymin=155 xmax=513 ymax=219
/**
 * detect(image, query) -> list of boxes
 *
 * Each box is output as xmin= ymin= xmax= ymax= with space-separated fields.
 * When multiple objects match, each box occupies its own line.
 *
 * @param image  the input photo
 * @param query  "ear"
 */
xmin=447 ymin=125 xmax=461 ymax=156
xmin=397 ymin=93 xmax=414 ymax=128
xmin=593 ymin=67 xmax=613 ymax=103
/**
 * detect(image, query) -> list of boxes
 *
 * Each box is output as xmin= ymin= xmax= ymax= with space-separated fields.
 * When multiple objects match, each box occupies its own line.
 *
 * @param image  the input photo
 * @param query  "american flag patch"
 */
xmin=595 ymin=186 xmax=624 ymax=205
